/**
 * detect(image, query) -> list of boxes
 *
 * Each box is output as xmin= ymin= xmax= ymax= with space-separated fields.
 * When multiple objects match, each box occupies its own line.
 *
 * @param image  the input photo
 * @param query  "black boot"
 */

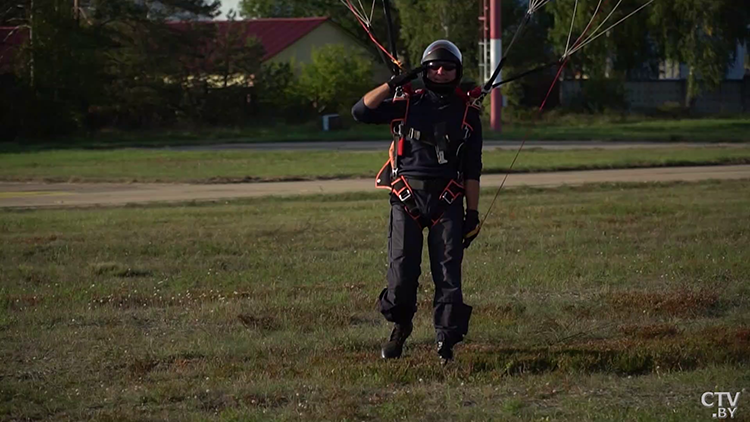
xmin=437 ymin=340 xmax=454 ymax=365
xmin=381 ymin=321 xmax=413 ymax=359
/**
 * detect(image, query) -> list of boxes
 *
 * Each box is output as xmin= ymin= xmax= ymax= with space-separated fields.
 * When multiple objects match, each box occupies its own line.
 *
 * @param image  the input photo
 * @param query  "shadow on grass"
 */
xmin=464 ymin=325 xmax=750 ymax=376
xmin=346 ymin=326 xmax=750 ymax=383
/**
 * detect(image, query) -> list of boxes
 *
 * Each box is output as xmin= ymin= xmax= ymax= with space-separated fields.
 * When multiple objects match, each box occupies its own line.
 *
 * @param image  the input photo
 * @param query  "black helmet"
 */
xmin=420 ymin=40 xmax=463 ymax=95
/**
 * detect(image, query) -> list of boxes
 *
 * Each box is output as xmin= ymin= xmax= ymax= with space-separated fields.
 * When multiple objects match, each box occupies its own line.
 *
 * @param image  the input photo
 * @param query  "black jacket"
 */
xmin=352 ymin=89 xmax=483 ymax=181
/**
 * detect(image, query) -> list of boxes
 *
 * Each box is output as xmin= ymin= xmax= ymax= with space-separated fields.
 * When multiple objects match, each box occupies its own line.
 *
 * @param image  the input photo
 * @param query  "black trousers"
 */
xmin=378 ymin=187 xmax=473 ymax=345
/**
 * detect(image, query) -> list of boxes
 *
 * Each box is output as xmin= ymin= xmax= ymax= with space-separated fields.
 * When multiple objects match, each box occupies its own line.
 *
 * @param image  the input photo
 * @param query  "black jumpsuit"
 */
xmin=352 ymin=88 xmax=483 ymax=345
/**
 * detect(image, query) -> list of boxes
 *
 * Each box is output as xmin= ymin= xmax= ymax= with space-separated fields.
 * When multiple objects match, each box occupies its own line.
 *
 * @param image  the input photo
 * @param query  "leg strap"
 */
xmin=391 ymin=177 xmax=464 ymax=229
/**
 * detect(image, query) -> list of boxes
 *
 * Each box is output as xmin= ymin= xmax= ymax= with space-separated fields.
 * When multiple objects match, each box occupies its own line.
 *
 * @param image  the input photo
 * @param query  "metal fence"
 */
xmin=560 ymin=79 xmax=750 ymax=113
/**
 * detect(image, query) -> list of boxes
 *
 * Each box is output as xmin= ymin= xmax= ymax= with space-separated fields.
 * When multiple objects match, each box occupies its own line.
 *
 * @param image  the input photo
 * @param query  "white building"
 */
xmin=661 ymin=42 xmax=748 ymax=80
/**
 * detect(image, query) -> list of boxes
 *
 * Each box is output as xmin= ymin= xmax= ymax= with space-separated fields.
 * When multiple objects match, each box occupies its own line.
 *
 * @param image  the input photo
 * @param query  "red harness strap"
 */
xmin=376 ymin=86 xmax=416 ymax=189
xmin=376 ymin=87 xmax=479 ymax=227
xmin=390 ymin=176 xmax=464 ymax=229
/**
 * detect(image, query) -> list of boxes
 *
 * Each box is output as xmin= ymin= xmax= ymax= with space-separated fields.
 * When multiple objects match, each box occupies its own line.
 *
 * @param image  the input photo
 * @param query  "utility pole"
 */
xmin=29 ymin=0 xmax=34 ymax=87
xmin=490 ymin=0 xmax=502 ymax=132
xmin=479 ymin=0 xmax=489 ymax=83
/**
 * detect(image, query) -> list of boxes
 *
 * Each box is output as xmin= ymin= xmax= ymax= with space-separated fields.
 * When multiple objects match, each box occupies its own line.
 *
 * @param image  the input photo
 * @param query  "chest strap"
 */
xmin=391 ymin=176 xmax=464 ymax=229
xmin=376 ymin=92 xmax=476 ymax=189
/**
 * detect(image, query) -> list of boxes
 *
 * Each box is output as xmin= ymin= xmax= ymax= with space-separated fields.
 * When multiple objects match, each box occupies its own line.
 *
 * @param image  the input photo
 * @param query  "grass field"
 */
xmin=2 ymin=146 xmax=750 ymax=184
xmin=5 ymin=116 xmax=750 ymax=149
xmin=2 ymin=180 xmax=749 ymax=420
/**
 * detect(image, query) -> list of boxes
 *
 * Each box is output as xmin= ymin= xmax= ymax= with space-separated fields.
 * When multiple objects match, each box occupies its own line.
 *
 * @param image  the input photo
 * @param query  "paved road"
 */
xmin=169 ymin=141 xmax=747 ymax=152
xmin=1 ymin=165 xmax=748 ymax=209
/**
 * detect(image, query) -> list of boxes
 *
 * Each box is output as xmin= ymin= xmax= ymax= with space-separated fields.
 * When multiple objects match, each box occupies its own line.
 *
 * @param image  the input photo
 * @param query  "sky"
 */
xmin=218 ymin=0 xmax=242 ymax=19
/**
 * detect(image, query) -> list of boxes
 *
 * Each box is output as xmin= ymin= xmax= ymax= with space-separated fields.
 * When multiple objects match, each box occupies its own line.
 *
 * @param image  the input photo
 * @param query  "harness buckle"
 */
xmin=405 ymin=127 xmax=421 ymax=141
xmin=397 ymin=189 xmax=412 ymax=202
xmin=438 ymin=179 xmax=464 ymax=207
xmin=393 ymin=122 xmax=403 ymax=138
xmin=440 ymin=190 xmax=455 ymax=205
xmin=394 ymin=85 xmax=406 ymax=100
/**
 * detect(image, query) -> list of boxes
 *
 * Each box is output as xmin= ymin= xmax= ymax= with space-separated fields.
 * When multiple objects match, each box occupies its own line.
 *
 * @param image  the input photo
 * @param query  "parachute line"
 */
xmin=567 ymin=0 xmax=655 ymax=56
xmin=342 ymin=0 xmax=370 ymax=27
xmin=564 ymin=0 xmax=579 ymax=56
xmin=565 ymin=0 xmax=619 ymax=57
xmin=342 ymin=0 xmax=403 ymax=71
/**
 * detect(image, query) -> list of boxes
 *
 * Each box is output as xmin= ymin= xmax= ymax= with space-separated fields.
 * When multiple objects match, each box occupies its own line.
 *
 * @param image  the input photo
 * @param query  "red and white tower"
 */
xmin=489 ymin=0 xmax=502 ymax=132
xmin=479 ymin=0 xmax=502 ymax=132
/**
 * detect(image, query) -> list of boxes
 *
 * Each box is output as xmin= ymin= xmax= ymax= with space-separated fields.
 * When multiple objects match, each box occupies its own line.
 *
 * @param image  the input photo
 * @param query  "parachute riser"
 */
xmin=382 ymin=0 xmax=400 ymax=75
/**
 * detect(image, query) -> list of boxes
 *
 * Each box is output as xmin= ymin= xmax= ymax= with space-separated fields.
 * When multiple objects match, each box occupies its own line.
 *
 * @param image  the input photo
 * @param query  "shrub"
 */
xmin=296 ymin=44 xmax=375 ymax=116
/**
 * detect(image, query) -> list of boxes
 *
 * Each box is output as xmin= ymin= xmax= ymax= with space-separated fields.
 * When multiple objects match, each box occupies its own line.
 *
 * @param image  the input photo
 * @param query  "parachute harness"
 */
xmin=345 ymin=0 xmax=657 ymax=240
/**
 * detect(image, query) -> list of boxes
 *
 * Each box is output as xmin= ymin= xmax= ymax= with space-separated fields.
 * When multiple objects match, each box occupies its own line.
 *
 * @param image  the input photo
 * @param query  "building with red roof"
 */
xmin=171 ymin=17 xmax=388 ymax=79
xmin=213 ymin=17 xmax=333 ymax=63
xmin=208 ymin=17 xmax=390 ymax=82
xmin=1 ymin=17 xmax=389 ymax=80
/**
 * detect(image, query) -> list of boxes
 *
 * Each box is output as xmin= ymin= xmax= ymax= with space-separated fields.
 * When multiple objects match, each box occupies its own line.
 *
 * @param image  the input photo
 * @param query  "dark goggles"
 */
xmin=425 ymin=61 xmax=457 ymax=71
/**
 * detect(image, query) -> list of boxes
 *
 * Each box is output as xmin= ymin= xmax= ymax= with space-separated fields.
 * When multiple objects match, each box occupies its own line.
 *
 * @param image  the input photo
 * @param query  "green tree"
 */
xmin=495 ymin=3 xmax=556 ymax=107
xmin=547 ymin=0 xmax=654 ymax=80
xmin=548 ymin=0 xmax=749 ymax=106
xmin=252 ymin=61 xmax=297 ymax=110
xmin=3 ymin=0 xmax=225 ymax=133
xmin=87 ymin=0 xmax=219 ymax=127
xmin=170 ymin=15 xmax=262 ymax=100
xmin=12 ymin=0 xmax=114 ymax=135
xmin=296 ymin=44 xmax=374 ymax=114
xmin=238 ymin=0 xmax=313 ymax=18
xmin=211 ymin=12 xmax=265 ymax=89
xmin=174 ymin=13 xmax=265 ymax=125
xmin=394 ymin=0 xmax=480 ymax=80
xmin=0 ymin=0 xmax=25 ymax=26
xmin=649 ymin=0 xmax=749 ymax=106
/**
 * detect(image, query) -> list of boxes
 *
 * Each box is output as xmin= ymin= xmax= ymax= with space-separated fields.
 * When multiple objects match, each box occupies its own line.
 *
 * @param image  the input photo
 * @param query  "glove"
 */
xmin=463 ymin=209 xmax=481 ymax=249
xmin=387 ymin=66 xmax=424 ymax=91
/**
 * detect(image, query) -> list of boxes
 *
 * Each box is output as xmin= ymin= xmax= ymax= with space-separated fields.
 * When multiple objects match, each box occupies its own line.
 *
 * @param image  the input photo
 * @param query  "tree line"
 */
xmin=0 ymin=0 xmax=747 ymax=141
xmin=0 ymin=0 xmax=376 ymax=140
xmin=242 ymin=0 xmax=748 ymax=107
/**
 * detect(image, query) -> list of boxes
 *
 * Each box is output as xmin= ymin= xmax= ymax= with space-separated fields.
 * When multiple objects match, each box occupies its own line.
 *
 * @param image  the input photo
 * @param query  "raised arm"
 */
xmin=363 ymin=83 xmax=392 ymax=109
xmin=352 ymin=66 xmax=425 ymax=122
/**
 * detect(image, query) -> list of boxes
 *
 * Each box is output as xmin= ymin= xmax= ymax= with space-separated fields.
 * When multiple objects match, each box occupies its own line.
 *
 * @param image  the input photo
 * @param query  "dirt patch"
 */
xmin=197 ymin=390 xmax=240 ymax=413
xmin=128 ymin=358 xmax=159 ymax=377
xmin=619 ymin=323 xmax=680 ymax=339
xmin=479 ymin=302 xmax=528 ymax=321
xmin=237 ymin=313 xmax=279 ymax=331
xmin=606 ymin=289 xmax=721 ymax=318
xmin=90 ymin=262 xmax=153 ymax=278
xmin=21 ymin=235 xmax=59 ymax=245
xmin=128 ymin=352 xmax=207 ymax=377
xmin=3 ymin=294 xmax=42 ymax=311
